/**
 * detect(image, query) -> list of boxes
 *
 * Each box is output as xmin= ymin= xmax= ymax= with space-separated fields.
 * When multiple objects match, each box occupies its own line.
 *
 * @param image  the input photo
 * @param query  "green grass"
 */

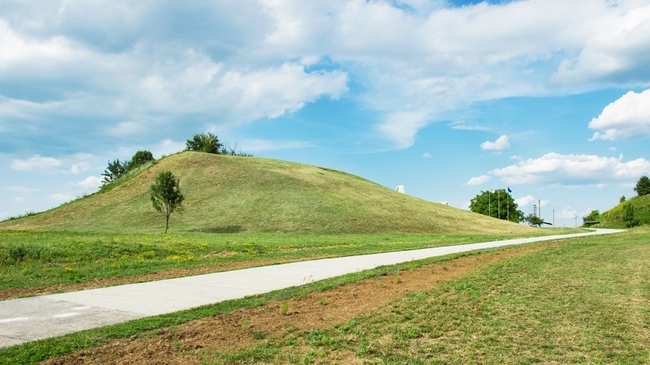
xmin=0 ymin=152 xmax=536 ymax=235
xmin=0 ymin=230 xmax=577 ymax=294
xmin=599 ymin=194 xmax=650 ymax=228
xmin=196 ymin=228 xmax=648 ymax=364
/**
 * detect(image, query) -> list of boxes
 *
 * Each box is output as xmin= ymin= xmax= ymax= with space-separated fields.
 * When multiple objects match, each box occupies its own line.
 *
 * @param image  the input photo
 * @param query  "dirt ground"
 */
xmin=40 ymin=242 xmax=557 ymax=364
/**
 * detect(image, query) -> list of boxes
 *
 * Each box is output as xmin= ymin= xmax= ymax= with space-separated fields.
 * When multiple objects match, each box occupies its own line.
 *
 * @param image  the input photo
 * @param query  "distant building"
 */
xmin=396 ymin=185 xmax=405 ymax=194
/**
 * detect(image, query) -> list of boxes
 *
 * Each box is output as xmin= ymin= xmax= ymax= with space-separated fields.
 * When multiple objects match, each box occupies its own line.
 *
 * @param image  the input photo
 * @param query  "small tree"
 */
xmin=620 ymin=196 xmax=626 ymax=204
xmin=185 ymin=133 xmax=223 ymax=154
xmin=634 ymin=176 xmax=650 ymax=197
xmin=622 ymin=203 xmax=639 ymax=228
xmin=525 ymin=214 xmax=544 ymax=227
xmin=151 ymin=171 xmax=184 ymax=233
xmin=583 ymin=210 xmax=600 ymax=223
xmin=101 ymin=159 xmax=127 ymax=186
xmin=127 ymin=150 xmax=155 ymax=170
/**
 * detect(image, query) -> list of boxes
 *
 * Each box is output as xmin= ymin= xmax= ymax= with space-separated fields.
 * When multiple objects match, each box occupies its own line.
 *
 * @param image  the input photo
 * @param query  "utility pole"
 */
xmin=553 ymin=209 xmax=555 ymax=227
xmin=574 ymin=214 xmax=577 ymax=228
xmin=538 ymin=199 xmax=541 ymax=222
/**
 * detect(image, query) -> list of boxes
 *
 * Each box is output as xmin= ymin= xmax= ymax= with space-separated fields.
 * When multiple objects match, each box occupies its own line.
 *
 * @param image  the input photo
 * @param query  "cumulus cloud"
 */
xmin=515 ymin=195 xmax=535 ymax=207
xmin=466 ymin=175 xmax=491 ymax=186
xmin=77 ymin=176 xmax=102 ymax=189
xmin=589 ymin=89 xmax=650 ymax=141
xmin=422 ymin=152 xmax=432 ymax=158
xmin=11 ymin=154 xmax=95 ymax=175
xmin=11 ymin=155 xmax=62 ymax=171
xmin=49 ymin=193 xmax=73 ymax=202
xmin=481 ymin=135 xmax=510 ymax=151
xmin=377 ymin=111 xmax=429 ymax=149
xmin=150 ymin=139 xmax=186 ymax=157
xmin=553 ymin=3 xmax=650 ymax=85
xmin=490 ymin=152 xmax=650 ymax=185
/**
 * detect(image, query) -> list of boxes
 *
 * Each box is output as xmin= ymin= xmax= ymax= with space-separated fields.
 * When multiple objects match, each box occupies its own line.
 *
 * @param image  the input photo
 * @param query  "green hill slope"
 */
xmin=0 ymin=152 xmax=535 ymax=234
xmin=598 ymin=194 xmax=650 ymax=228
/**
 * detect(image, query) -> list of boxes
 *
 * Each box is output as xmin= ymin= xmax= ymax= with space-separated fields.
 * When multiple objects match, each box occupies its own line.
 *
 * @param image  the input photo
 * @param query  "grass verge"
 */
xmin=0 ymin=230 xmax=580 ymax=298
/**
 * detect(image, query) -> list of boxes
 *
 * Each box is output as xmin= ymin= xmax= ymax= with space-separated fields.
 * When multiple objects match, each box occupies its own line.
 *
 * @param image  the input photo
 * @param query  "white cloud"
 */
xmin=11 ymin=155 xmax=63 ymax=171
xmin=49 ymin=193 xmax=73 ymax=202
xmin=77 ymin=176 xmax=102 ymax=189
xmin=559 ymin=207 xmax=578 ymax=219
xmin=151 ymin=139 xmax=186 ymax=158
xmin=510 ymin=155 xmax=523 ymax=160
xmin=422 ymin=152 xmax=432 ymax=158
xmin=553 ymin=4 xmax=650 ymax=85
xmin=377 ymin=111 xmax=429 ymax=149
xmin=465 ymin=175 xmax=491 ymax=186
xmin=491 ymin=152 xmax=650 ymax=185
xmin=515 ymin=195 xmax=535 ymax=207
xmin=481 ymin=135 xmax=510 ymax=151
xmin=589 ymin=89 xmax=650 ymax=141
xmin=108 ymin=121 xmax=146 ymax=136
xmin=5 ymin=186 xmax=40 ymax=193
xmin=608 ymin=147 xmax=617 ymax=151
xmin=449 ymin=121 xmax=489 ymax=131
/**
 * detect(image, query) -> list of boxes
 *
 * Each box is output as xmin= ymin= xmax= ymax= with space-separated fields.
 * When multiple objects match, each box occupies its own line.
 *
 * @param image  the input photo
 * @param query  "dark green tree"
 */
xmin=634 ymin=175 xmax=650 ymax=197
xmin=525 ymin=214 xmax=544 ymax=227
xmin=469 ymin=189 xmax=524 ymax=222
xmin=127 ymin=150 xmax=155 ymax=170
xmin=101 ymin=159 xmax=127 ymax=186
xmin=185 ymin=133 xmax=223 ymax=154
xmin=623 ymin=203 xmax=639 ymax=228
xmin=151 ymin=171 xmax=184 ymax=233
xmin=620 ymin=195 xmax=626 ymax=204
xmin=583 ymin=210 xmax=600 ymax=222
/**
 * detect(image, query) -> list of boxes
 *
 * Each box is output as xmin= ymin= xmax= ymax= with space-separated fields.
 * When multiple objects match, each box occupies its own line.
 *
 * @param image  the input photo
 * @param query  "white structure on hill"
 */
xmin=396 ymin=185 xmax=405 ymax=194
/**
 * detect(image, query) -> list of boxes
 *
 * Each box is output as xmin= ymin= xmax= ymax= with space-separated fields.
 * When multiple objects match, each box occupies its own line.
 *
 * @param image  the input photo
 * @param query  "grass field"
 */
xmin=1 ymin=228 xmax=646 ymax=364
xmin=0 ymin=230 xmax=577 ymax=298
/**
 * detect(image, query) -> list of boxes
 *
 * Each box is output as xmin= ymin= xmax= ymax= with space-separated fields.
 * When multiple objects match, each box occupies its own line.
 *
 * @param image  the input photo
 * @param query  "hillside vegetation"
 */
xmin=598 ymin=194 xmax=650 ymax=228
xmin=0 ymin=152 xmax=534 ymax=234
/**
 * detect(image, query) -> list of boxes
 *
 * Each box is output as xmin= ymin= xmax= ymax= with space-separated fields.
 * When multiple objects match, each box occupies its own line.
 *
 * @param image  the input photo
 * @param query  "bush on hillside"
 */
xmin=623 ymin=203 xmax=640 ymax=228
xmin=186 ymin=133 xmax=223 ymax=154
xmin=635 ymin=176 xmax=650 ymax=197
xmin=101 ymin=150 xmax=156 ymax=187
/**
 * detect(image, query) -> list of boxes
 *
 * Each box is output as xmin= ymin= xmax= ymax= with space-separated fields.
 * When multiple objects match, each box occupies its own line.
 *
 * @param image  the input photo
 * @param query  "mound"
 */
xmin=598 ymin=194 xmax=650 ymax=228
xmin=0 ymin=152 xmax=534 ymax=234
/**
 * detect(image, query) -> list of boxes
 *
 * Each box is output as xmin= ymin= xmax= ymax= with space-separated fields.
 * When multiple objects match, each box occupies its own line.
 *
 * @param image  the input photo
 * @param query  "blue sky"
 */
xmin=2 ymin=0 xmax=650 ymax=227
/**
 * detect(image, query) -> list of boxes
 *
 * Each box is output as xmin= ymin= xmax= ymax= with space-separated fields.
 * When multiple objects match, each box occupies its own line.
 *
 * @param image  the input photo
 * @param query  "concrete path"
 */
xmin=0 ymin=229 xmax=623 ymax=348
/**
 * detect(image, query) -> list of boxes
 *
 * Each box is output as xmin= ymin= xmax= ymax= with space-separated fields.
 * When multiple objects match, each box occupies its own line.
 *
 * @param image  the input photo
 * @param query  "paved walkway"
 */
xmin=0 ymin=229 xmax=624 ymax=348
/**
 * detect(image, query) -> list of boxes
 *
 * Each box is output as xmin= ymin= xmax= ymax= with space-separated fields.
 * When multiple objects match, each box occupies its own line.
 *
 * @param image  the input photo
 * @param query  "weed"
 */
xmin=280 ymin=301 xmax=289 ymax=315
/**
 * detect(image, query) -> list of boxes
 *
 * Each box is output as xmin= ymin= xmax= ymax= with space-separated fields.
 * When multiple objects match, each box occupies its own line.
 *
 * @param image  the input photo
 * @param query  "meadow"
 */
xmin=1 ymin=228 xmax=646 ymax=364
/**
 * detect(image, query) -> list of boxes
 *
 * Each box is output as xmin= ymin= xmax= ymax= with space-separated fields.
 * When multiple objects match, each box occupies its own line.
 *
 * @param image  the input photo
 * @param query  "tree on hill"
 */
xmin=101 ymin=159 xmax=127 ymax=185
xmin=470 ymin=189 xmax=524 ymax=222
xmin=127 ymin=150 xmax=155 ymax=170
xmin=583 ymin=210 xmax=600 ymax=223
xmin=525 ymin=214 xmax=544 ymax=227
xmin=150 ymin=171 xmax=184 ymax=233
xmin=101 ymin=150 xmax=156 ymax=187
xmin=186 ymin=132 xmax=223 ymax=154
xmin=634 ymin=176 xmax=650 ymax=197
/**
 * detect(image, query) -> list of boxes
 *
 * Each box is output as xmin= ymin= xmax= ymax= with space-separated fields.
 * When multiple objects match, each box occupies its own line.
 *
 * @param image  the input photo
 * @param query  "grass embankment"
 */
xmin=2 ymin=229 xmax=644 ymax=364
xmin=598 ymin=194 xmax=650 ymax=228
xmin=0 ymin=230 xmax=579 ymax=299
xmin=0 ymin=152 xmax=534 ymax=235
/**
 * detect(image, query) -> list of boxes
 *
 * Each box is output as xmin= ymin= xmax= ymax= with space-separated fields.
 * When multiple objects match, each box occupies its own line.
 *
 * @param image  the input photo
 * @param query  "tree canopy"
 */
xmin=185 ymin=132 xmax=223 ymax=154
xmin=150 ymin=171 xmax=184 ymax=233
xmin=469 ymin=189 xmax=524 ymax=223
xmin=634 ymin=175 xmax=650 ymax=197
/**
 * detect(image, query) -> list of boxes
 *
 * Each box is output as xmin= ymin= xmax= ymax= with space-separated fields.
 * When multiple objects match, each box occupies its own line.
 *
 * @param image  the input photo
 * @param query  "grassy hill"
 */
xmin=0 ymin=152 xmax=535 ymax=234
xmin=598 ymin=194 xmax=650 ymax=228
